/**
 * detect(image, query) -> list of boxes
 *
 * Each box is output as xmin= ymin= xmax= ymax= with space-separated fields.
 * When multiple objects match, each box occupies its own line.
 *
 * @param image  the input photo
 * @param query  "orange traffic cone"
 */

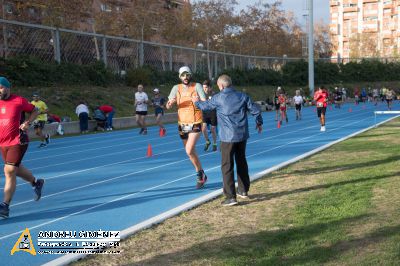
xmin=146 ymin=143 xmax=153 ymax=157
xmin=159 ymin=127 xmax=166 ymax=137
xmin=277 ymin=121 xmax=281 ymax=128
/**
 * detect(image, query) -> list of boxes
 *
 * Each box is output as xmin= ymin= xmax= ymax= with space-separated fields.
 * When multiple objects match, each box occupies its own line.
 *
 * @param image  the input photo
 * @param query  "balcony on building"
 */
xmin=363 ymin=0 xmax=378 ymax=3
xmin=330 ymin=0 xmax=340 ymax=6
xmin=383 ymin=0 xmax=393 ymax=9
xmin=343 ymin=5 xmax=358 ymax=12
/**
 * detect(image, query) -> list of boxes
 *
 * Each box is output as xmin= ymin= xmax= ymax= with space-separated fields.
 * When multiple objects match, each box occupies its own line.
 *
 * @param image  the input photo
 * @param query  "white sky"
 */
xmin=236 ymin=0 xmax=330 ymax=25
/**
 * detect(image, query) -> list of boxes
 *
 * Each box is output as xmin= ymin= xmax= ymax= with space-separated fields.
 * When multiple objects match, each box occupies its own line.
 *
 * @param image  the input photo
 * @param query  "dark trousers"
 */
xmin=79 ymin=112 xmax=89 ymax=131
xmin=220 ymin=140 xmax=250 ymax=199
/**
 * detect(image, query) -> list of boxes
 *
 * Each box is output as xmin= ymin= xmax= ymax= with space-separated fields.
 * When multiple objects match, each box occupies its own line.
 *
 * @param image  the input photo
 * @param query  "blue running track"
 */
xmin=0 ymin=101 xmax=399 ymax=265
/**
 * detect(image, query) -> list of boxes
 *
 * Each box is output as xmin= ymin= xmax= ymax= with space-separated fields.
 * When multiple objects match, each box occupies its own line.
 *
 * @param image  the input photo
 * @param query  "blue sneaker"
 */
xmin=33 ymin=179 xmax=45 ymax=201
xmin=0 ymin=202 xmax=9 ymax=218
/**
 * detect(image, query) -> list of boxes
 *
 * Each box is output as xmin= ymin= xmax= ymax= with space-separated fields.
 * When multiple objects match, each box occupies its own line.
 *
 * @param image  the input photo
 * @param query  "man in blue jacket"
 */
xmin=193 ymin=74 xmax=263 ymax=206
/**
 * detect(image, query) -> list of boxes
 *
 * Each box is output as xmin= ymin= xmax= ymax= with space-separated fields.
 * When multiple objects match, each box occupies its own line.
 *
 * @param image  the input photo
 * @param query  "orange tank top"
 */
xmin=176 ymin=83 xmax=203 ymax=124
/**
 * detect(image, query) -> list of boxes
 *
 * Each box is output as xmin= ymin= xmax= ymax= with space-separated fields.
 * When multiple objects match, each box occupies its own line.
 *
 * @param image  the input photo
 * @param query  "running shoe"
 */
xmin=142 ymin=129 xmax=148 ymax=135
xmin=139 ymin=128 xmax=144 ymax=134
xmin=45 ymin=134 xmax=50 ymax=144
xmin=237 ymin=189 xmax=249 ymax=199
xmin=204 ymin=140 xmax=211 ymax=151
xmin=196 ymin=171 xmax=208 ymax=189
xmin=212 ymin=144 xmax=217 ymax=152
xmin=0 ymin=202 xmax=9 ymax=218
xmin=33 ymin=179 xmax=45 ymax=201
xmin=221 ymin=198 xmax=238 ymax=206
xmin=38 ymin=143 xmax=47 ymax=148
xmin=320 ymin=126 xmax=326 ymax=132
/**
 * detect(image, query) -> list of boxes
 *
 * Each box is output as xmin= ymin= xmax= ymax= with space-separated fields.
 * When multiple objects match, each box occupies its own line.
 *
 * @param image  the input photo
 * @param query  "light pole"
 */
xmin=308 ymin=0 xmax=315 ymax=96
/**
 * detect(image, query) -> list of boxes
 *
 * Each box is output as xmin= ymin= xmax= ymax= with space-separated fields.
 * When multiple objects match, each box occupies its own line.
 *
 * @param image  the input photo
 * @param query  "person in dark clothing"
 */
xmin=193 ymin=74 xmax=263 ymax=206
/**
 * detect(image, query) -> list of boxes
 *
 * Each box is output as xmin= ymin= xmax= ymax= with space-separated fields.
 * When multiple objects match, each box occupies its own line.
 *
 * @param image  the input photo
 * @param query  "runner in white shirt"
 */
xmin=293 ymin=89 xmax=304 ymax=120
xmin=134 ymin=84 xmax=149 ymax=135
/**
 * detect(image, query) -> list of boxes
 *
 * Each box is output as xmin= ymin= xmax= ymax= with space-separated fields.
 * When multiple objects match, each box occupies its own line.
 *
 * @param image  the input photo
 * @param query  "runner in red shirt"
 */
xmin=314 ymin=86 xmax=329 ymax=132
xmin=0 ymin=77 xmax=44 ymax=219
xmin=278 ymin=88 xmax=288 ymax=126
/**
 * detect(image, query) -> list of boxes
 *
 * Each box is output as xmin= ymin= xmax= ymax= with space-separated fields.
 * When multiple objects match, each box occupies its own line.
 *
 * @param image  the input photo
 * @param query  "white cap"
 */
xmin=178 ymin=66 xmax=192 ymax=77
xmin=153 ymin=88 xmax=159 ymax=93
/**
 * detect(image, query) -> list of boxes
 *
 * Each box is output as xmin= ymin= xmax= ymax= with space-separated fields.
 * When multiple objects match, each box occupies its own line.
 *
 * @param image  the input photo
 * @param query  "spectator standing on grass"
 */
xmin=75 ymin=101 xmax=89 ymax=134
xmin=193 ymin=74 xmax=263 ymax=206
xmin=0 ymin=77 xmax=45 ymax=219
xmin=31 ymin=93 xmax=50 ymax=148
xmin=135 ymin=84 xmax=148 ymax=135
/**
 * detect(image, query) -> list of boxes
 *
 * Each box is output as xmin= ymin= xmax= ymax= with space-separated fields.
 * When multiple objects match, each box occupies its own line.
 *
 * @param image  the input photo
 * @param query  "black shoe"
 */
xmin=139 ymin=128 xmax=144 ymax=134
xmin=221 ymin=198 xmax=238 ymax=206
xmin=45 ymin=134 xmax=50 ymax=144
xmin=196 ymin=171 xmax=208 ymax=189
xmin=38 ymin=143 xmax=47 ymax=148
xmin=0 ymin=202 xmax=9 ymax=218
xmin=204 ymin=141 xmax=211 ymax=151
xmin=237 ymin=189 xmax=249 ymax=199
xmin=33 ymin=179 xmax=45 ymax=201
xmin=212 ymin=144 xmax=217 ymax=152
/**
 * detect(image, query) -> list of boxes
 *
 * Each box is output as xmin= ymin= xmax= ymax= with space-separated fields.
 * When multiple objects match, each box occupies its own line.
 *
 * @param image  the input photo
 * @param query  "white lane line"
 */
xmin=43 ymin=113 xmax=400 ymax=266
xmin=22 ymin=104 xmax=367 ymax=162
xmin=7 ymin=108 xmax=370 ymax=195
xmin=1 ymin=111 xmax=387 ymax=245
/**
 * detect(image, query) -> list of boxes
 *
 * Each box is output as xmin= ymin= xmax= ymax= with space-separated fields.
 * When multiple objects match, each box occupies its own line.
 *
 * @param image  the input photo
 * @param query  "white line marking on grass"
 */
xmin=44 ymin=114 xmax=399 ymax=266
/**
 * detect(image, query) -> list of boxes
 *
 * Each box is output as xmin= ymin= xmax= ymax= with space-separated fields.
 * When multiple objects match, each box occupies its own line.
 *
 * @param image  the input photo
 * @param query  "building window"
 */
xmin=28 ymin=7 xmax=36 ymax=15
xmin=100 ymin=4 xmax=112 ymax=12
xmin=4 ymin=4 xmax=12 ymax=14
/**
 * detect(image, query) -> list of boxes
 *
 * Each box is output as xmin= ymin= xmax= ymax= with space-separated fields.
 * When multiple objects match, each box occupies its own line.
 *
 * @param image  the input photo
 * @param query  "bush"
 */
xmin=0 ymin=56 xmax=116 ymax=87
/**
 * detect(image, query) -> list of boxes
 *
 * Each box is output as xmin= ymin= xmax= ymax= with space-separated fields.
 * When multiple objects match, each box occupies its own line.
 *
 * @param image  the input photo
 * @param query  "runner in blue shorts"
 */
xmin=151 ymin=88 xmax=166 ymax=136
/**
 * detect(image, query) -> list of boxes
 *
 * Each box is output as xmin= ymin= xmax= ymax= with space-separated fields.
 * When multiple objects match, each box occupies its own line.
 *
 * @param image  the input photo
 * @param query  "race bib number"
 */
xmin=317 ymin=102 xmax=324 ymax=107
xmin=181 ymin=124 xmax=193 ymax=133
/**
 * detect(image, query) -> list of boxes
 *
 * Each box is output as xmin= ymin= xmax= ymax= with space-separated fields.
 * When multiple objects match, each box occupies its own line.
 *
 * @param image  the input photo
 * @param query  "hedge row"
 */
xmin=0 ymin=56 xmax=115 ymax=87
xmin=1 ymin=56 xmax=400 ymax=88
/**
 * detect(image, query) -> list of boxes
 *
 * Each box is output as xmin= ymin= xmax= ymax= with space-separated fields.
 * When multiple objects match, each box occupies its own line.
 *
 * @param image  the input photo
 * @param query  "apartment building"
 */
xmin=2 ymin=0 xmax=188 ymax=31
xmin=330 ymin=0 xmax=400 ymax=59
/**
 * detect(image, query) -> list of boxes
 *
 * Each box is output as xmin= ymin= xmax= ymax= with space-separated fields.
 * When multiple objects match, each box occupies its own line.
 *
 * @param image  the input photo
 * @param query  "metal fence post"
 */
xmin=102 ymin=36 xmax=107 ymax=66
xmin=139 ymin=41 xmax=144 ymax=67
xmin=232 ymin=55 xmax=235 ymax=69
xmin=214 ymin=53 xmax=218 ymax=78
xmin=169 ymin=46 xmax=173 ymax=71
xmin=55 ymin=28 xmax=61 ymax=63
xmin=193 ymin=49 xmax=197 ymax=73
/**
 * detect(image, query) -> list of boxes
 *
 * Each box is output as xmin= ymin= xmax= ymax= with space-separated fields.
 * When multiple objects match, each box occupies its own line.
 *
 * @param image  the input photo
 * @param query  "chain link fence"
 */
xmin=2 ymin=19 xmax=400 ymax=77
